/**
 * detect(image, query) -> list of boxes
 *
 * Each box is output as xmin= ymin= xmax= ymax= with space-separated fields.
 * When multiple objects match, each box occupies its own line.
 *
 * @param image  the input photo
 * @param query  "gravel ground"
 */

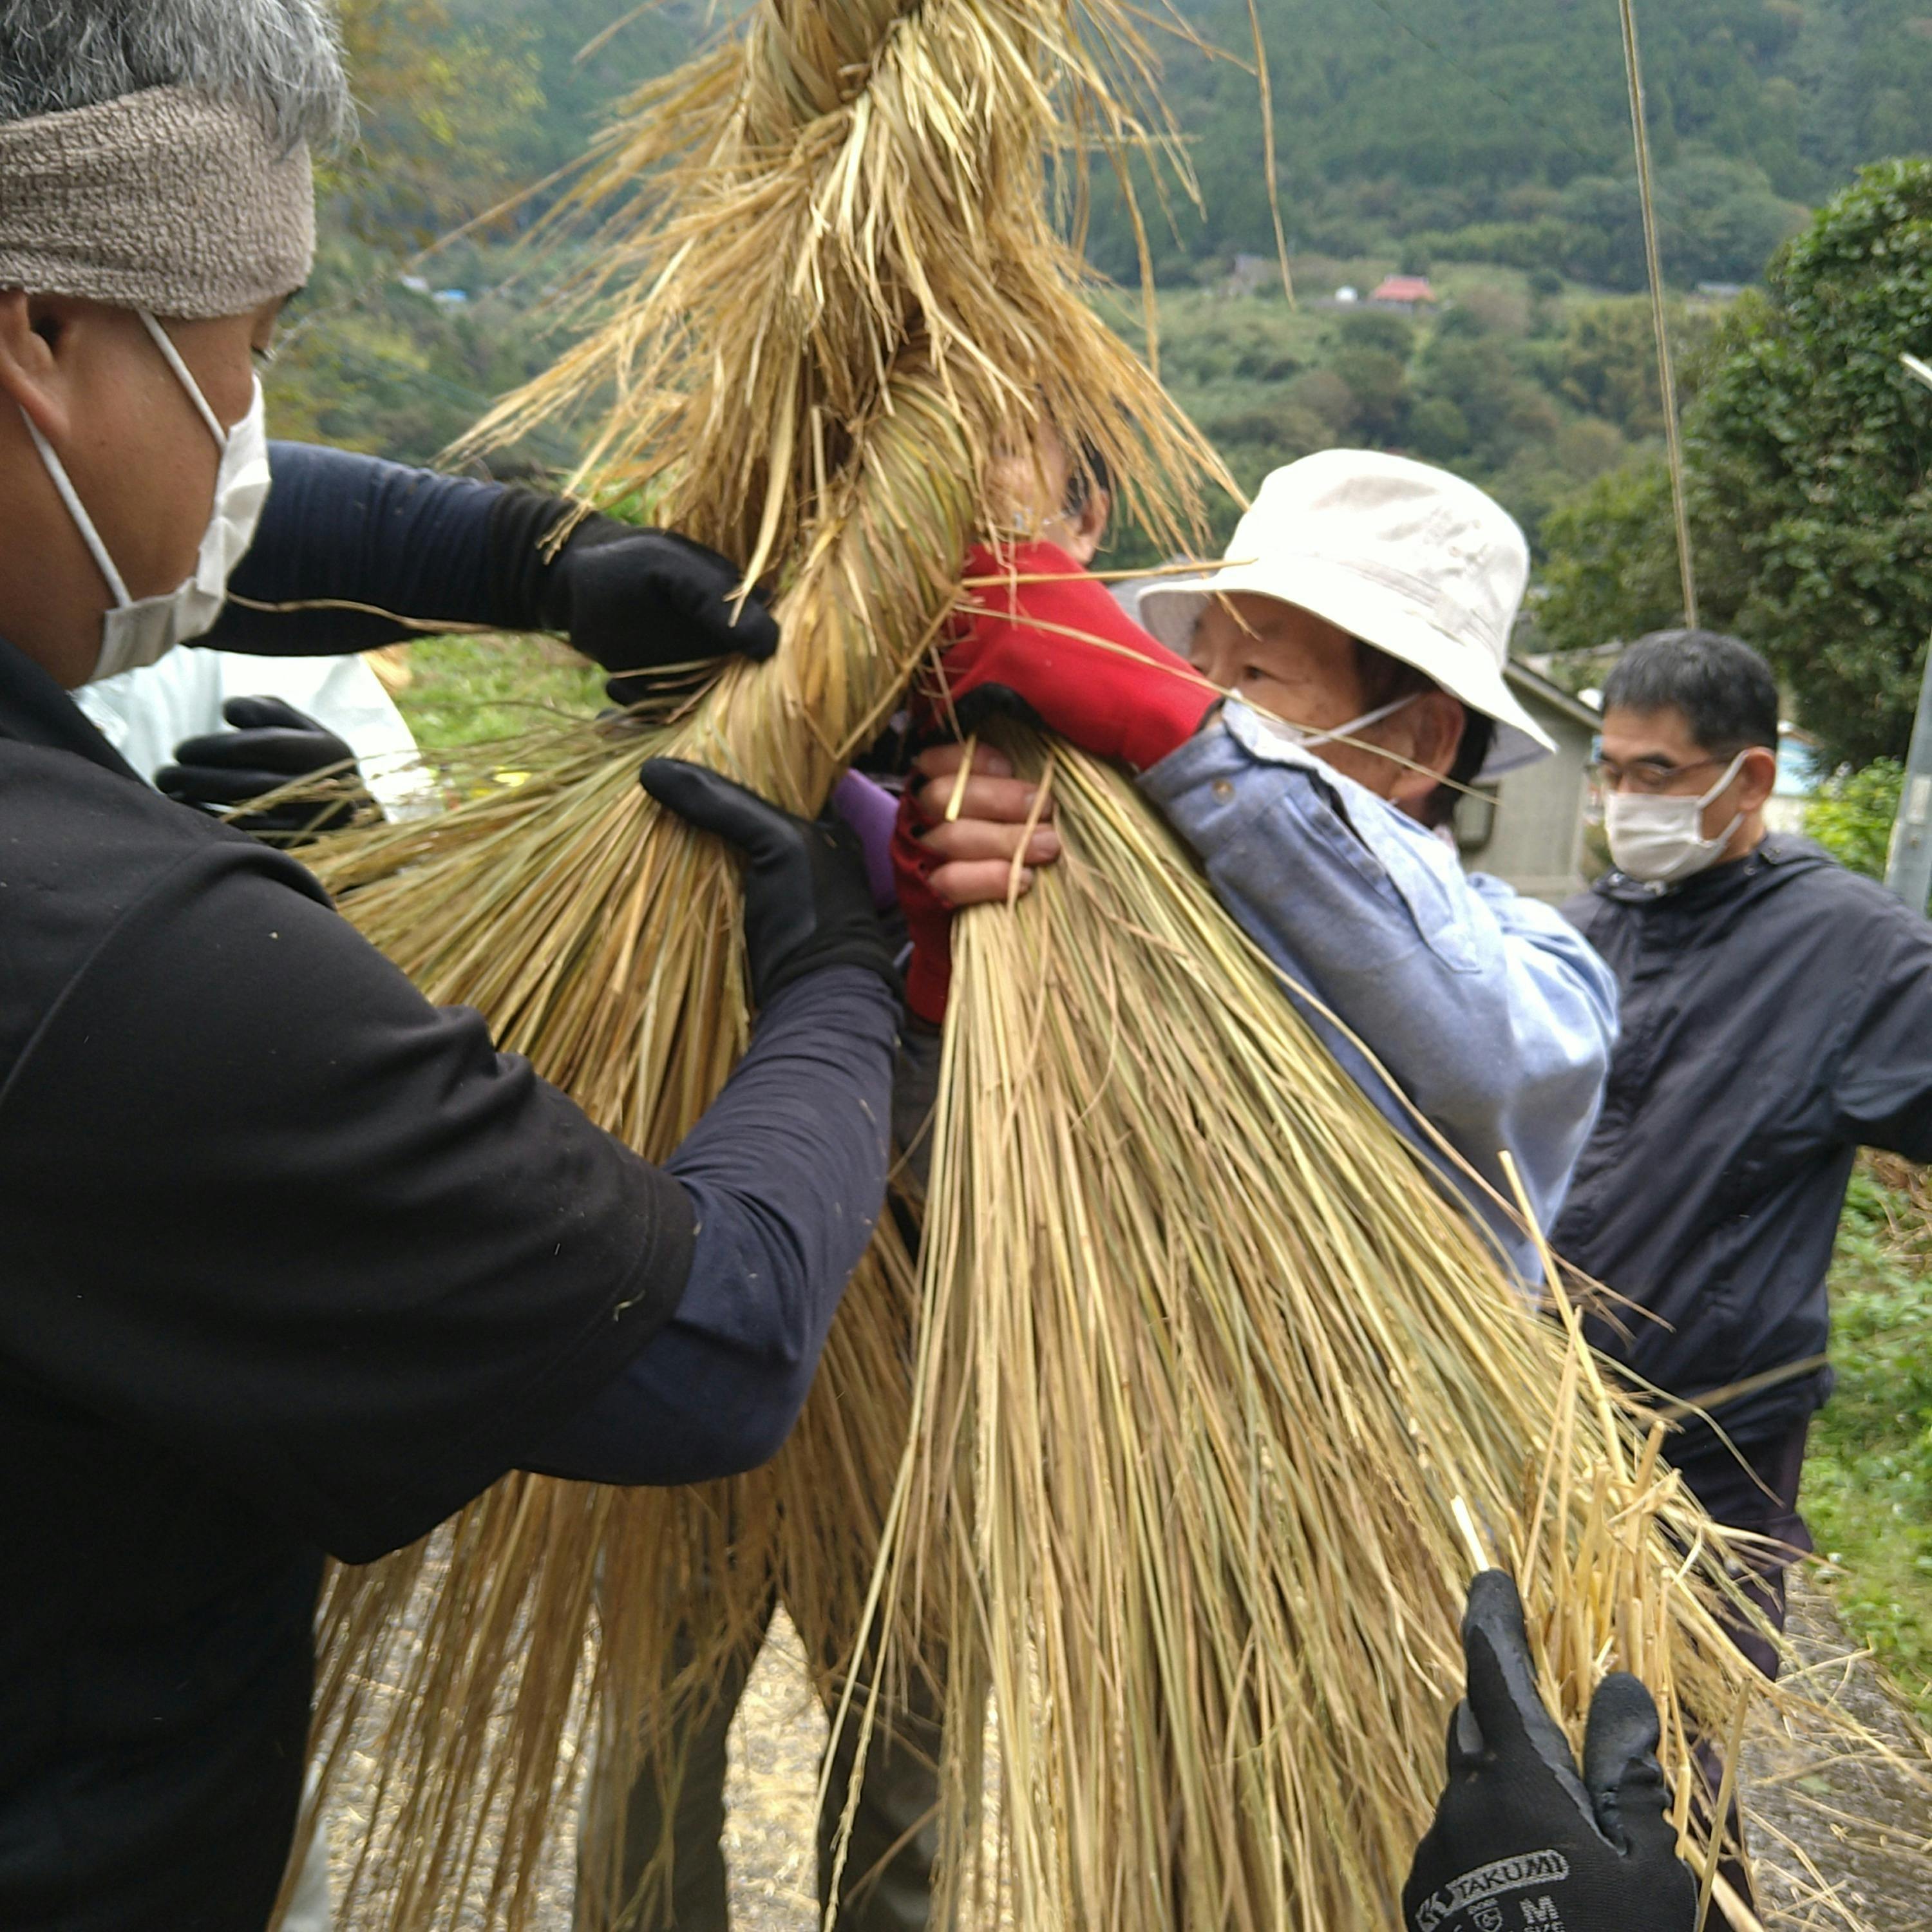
xmin=1744 ymin=1573 xmax=1932 ymax=1931
xmin=319 ymin=1589 xmax=1931 ymax=1931
xmin=718 ymin=1613 xmax=828 ymax=1932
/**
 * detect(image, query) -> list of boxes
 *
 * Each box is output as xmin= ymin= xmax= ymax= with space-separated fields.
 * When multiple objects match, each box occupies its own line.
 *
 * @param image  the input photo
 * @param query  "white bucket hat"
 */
xmin=1136 ymin=450 xmax=1554 ymax=779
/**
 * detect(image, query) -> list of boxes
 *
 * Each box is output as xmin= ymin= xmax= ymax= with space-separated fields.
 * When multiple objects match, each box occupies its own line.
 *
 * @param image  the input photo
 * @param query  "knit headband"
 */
xmin=0 ymin=87 xmax=315 ymax=319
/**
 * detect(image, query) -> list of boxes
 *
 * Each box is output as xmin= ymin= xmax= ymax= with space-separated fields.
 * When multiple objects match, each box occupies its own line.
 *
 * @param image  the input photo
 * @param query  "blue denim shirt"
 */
xmin=1140 ymin=699 xmax=1618 ymax=1278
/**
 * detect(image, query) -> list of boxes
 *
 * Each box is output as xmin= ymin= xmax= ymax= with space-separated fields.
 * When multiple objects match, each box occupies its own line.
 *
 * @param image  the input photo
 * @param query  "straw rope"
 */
xmin=1617 ymin=0 xmax=1700 ymax=629
xmin=287 ymin=0 xmax=1225 ymax=1920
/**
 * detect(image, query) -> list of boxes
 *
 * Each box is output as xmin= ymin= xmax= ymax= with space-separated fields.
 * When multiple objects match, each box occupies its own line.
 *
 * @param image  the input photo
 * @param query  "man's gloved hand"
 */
xmin=1404 ymin=1571 xmax=1698 ymax=1932
xmin=929 ymin=540 xmax=1217 ymax=773
xmin=641 ymin=759 xmax=898 ymax=1007
xmin=547 ymin=526 xmax=781 ymax=707
xmin=156 ymin=696 xmax=370 ymax=842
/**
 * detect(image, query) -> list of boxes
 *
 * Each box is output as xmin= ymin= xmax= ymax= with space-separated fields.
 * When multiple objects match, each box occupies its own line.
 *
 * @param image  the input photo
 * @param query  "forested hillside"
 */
xmin=422 ymin=0 xmax=1932 ymax=289
xmin=338 ymin=0 xmax=1932 ymax=289
xmin=1084 ymin=0 xmax=1931 ymax=288
xmin=270 ymin=0 xmax=1932 ymax=544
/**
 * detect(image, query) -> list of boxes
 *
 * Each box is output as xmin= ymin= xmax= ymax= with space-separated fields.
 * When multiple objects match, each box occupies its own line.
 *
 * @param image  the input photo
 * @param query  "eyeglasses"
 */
xmin=1586 ymin=753 xmax=1732 ymax=797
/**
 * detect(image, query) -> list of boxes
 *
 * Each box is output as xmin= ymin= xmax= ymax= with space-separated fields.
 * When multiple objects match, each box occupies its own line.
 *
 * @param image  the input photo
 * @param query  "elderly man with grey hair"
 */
xmin=0 ymin=7 xmax=917 ymax=1929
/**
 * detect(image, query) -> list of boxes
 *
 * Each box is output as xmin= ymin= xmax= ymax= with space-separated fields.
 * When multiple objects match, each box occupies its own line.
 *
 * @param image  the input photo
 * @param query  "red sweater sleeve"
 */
xmin=933 ymin=542 xmax=1216 ymax=772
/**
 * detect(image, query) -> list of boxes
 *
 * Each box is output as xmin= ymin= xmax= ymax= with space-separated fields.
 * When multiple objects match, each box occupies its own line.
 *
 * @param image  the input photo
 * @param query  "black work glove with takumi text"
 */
xmin=1403 ymin=1571 xmax=1698 ymax=1932
xmin=640 ymin=759 xmax=900 ymax=1008
xmin=156 ymin=696 xmax=372 ymax=843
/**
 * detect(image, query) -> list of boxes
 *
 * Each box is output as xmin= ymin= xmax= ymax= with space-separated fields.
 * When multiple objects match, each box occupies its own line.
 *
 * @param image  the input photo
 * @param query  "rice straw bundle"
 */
xmin=875 ymin=726 xmax=1879 ymax=1931
xmin=289 ymin=0 xmax=1222 ymax=1922
xmin=284 ymin=0 xmax=1932 ymax=1926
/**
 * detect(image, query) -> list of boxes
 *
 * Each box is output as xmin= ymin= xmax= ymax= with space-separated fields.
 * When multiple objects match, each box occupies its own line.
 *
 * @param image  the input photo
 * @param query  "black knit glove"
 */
xmin=156 ymin=696 xmax=371 ymax=842
xmin=486 ymin=486 xmax=779 ymax=704
xmin=1404 ymin=1572 xmax=1698 ymax=1932
xmin=640 ymin=759 xmax=898 ymax=1007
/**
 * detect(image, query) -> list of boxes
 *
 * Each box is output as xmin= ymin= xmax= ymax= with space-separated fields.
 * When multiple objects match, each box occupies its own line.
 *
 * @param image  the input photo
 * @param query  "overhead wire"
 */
xmin=1616 ymin=0 xmax=1700 ymax=627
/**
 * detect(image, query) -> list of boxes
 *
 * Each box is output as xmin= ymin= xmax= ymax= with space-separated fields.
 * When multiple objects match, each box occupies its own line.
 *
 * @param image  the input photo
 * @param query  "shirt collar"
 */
xmin=1596 ymin=829 xmax=1826 ymax=904
xmin=0 ymin=632 xmax=142 ymax=781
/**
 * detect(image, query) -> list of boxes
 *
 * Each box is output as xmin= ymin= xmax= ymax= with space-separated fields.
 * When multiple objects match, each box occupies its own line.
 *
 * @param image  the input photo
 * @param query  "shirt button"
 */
xmin=1213 ymin=781 xmax=1235 ymax=802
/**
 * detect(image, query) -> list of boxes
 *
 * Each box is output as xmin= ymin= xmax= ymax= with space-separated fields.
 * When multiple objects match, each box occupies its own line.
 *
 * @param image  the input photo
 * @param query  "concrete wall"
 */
xmin=1455 ymin=693 xmax=1595 ymax=904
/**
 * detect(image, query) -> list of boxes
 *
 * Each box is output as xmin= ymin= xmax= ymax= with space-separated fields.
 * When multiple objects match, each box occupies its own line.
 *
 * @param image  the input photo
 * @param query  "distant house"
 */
xmin=1368 ymin=274 xmax=1438 ymax=312
xmin=1223 ymin=252 xmax=1274 ymax=297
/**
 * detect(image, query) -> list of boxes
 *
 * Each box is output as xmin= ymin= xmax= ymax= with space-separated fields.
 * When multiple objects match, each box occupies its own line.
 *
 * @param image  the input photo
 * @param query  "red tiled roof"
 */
xmin=1370 ymin=275 xmax=1437 ymax=301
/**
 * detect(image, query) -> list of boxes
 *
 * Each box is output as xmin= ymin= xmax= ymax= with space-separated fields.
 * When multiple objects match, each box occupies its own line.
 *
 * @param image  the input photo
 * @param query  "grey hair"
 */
xmin=0 ymin=0 xmax=352 ymax=153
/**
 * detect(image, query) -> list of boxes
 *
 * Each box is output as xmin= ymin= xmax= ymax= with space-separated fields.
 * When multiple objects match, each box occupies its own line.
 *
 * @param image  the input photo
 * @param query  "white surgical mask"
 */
xmin=23 ymin=310 xmax=271 ymax=684
xmin=1256 ymin=691 xmax=1419 ymax=755
xmin=1603 ymin=749 xmax=1749 ymax=884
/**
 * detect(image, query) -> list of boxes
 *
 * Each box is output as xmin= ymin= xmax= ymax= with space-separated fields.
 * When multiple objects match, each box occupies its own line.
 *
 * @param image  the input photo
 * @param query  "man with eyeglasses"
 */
xmin=1553 ymin=627 xmax=1932 ymax=1680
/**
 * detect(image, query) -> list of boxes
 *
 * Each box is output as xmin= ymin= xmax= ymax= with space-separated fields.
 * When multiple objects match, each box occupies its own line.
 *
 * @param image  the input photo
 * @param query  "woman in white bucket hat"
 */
xmin=890 ymin=450 xmax=1692 ymax=1932
xmin=1136 ymin=448 xmax=1556 ymax=793
xmin=897 ymin=448 xmax=1618 ymax=1276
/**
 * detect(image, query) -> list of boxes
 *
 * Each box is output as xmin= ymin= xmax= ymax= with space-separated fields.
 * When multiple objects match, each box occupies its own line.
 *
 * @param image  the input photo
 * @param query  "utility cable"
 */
xmin=1618 ymin=0 xmax=1700 ymax=627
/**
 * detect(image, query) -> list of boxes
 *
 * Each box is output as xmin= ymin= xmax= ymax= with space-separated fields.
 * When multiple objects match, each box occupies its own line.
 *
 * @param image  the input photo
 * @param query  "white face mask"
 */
xmin=23 ymin=310 xmax=271 ymax=684
xmin=1603 ymin=748 xmax=1749 ymax=884
xmin=1255 ymin=691 xmax=1418 ymax=756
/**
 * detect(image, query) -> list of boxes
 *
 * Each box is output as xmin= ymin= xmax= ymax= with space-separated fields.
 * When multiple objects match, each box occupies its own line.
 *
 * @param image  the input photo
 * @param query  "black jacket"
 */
xmin=0 ymin=443 xmax=904 ymax=1932
xmin=0 ymin=636 xmax=696 ymax=1932
xmin=1552 ymin=834 xmax=1932 ymax=1450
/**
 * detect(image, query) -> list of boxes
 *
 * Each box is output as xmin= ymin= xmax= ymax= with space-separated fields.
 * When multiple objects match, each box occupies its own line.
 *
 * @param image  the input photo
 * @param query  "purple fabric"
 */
xmin=832 ymin=769 xmax=901 ymax=911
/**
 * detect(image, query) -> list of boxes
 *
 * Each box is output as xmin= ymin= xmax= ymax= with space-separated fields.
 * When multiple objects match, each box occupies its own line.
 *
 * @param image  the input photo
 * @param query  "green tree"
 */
xmin=1691 ymin=160 xmax=1932 ymax=765
xmin=1557 ymin=299 xmax=1672 ymax=437
xmin=1328 ymin=345 xmax=1408 ymax=443
xmin=265 ymin=0 xmax=626 ymax=466
xmin=1336 ymin=311 xmax=1414 ymax=360
xmin=1408 ymin=395 xmax=1472 ymax=462
xmin=1535 ymin=459 xmax=1689 ymax=653
xmin=1413 ymin=334 xmax=1528 ymax=462
xmin=448 ymin=0 xmax=703 ymax=184
xmin=328 ymin=0 xmax=544 ymax=243
xmin=1537 ymin=162 xmax=1932 ymax=764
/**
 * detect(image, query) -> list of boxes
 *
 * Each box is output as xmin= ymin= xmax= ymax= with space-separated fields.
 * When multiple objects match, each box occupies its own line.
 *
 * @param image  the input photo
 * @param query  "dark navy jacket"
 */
xmin=0 ymin=446 xmax=894 ymax=1931
xmin=1552 ymin=835 xmax=1932 ymax=1450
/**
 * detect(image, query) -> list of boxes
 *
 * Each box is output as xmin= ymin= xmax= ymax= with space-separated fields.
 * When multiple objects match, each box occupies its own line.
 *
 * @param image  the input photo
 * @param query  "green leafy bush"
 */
xmin=1804 ymin=759 xmax=1904 ymax=880
xmin=1807 ymin=1161 xmax=1932 ymax=1719
xmin=1535 ymin=160 xmax=1932 ymax=763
